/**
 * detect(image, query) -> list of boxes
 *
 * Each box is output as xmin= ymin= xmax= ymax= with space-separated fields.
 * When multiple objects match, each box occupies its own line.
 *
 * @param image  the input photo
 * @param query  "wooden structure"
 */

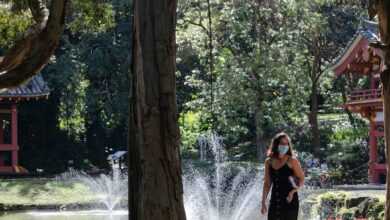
xmin=331 ymin=20 xmax=385 ymax=184
xmin=0 ymin=75 xmax=49 ymax=174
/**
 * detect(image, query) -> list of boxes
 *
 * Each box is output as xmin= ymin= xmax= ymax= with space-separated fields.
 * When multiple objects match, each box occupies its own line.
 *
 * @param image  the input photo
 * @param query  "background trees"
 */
xmin=0 ymin=0 xmax=377 ymax=186
xmin=0 ymin=0 xmax=131 ymax=172
xmin=1 ymin=0 xmax=388 ymax=219
xmin=0 ymin=0 xmax=67 ymax=88
xmin=176 ymin=0 xmax=367 ymax=165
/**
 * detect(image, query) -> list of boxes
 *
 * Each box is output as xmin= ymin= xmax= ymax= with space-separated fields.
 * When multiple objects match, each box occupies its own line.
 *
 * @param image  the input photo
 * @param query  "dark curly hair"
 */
xmin=267 ymin=132 xmax=294 ymax=158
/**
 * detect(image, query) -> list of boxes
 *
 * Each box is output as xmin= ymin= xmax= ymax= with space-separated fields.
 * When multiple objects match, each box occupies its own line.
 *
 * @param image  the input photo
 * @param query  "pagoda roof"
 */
xmin=330 ymin=20 xmax=380 ymax=76
xmin=0 ymin=74 xmax=50 ymax=101
xmin=355 ymin=19 xmax=378 ymax=41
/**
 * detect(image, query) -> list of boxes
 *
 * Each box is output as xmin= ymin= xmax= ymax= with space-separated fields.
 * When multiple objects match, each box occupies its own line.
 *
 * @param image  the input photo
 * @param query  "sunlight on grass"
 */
xmin=0 ymin=179 xmax=98 ymax=205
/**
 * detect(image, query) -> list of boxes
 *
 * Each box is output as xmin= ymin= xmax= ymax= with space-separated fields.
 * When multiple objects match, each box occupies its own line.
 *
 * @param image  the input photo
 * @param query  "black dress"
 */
xmin=268 ymin=158 xmax=299 ymax=220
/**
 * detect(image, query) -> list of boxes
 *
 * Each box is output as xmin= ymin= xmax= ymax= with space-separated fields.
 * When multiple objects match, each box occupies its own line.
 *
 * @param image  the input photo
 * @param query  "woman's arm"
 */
xmin=262 ymin=158 xmax=272 ymax=204
xmin=290 ymin=157 xmax=305 ymax=192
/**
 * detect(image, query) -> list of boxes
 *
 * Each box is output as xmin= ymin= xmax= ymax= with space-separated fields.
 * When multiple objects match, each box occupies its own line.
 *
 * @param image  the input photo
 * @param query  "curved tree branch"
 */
xmin=0 ymin=0 xmax=68 ymax=89
xmin=28 ymin=0 xmax=49 ymax=24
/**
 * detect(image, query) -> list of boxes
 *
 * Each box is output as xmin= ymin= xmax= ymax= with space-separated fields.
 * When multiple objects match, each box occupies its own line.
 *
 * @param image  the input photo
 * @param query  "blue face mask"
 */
xmin=278 ymin=145 xmax=289 ymax=155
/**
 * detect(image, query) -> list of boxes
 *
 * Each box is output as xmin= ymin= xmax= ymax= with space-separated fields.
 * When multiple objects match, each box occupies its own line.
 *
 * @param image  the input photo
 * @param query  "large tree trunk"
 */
xmin=206 ymin=0 xmax=215 ymax=129
xmin=0 ymin=0 xmax=68 ymax=89
xmin=129 ymin=0 xmax=187 ymax=220
xmin=382 ymin=71 xmax=390 ymax=219
xmin=254 ymin=93 xmax=265 ymax=161
xmin=309 ymin=84 xmax=321 ymax=156
xmin=369 ymin=1 xmax=390 ymax=219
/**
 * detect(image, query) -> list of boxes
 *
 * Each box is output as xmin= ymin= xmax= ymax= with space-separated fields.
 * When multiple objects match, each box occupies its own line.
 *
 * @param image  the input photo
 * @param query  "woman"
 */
xmin=261 ymin=132 xmax=305 ymax=220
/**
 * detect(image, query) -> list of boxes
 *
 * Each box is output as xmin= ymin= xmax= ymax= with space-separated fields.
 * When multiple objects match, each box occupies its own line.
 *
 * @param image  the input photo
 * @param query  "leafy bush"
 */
xmin=179 ymin=111 xmax=204 ymax=158
xmin=367 ymin=200 xmax=385 ymax=220
xmin=325 ymin=121 xmax=369 ymax=184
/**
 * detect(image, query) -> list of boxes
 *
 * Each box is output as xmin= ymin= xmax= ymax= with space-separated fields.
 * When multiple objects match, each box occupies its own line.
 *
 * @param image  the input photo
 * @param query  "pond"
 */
xmin=0 ymin=210 xmax=128 ymax=220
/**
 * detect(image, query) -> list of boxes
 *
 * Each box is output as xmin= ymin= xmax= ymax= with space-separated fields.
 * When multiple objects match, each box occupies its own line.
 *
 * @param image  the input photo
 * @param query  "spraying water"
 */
xmin=184 ymin=133 xmax=321 ymax=220
xmin=2 ymin=135 xmax=328 ymax=220
xmin=198 ymin=134 xmax=209 ymax=161
xmin=56 ymin=163 xmax=128 ymax=211
xmin=184 ymin=132 xmax=265 ymax=220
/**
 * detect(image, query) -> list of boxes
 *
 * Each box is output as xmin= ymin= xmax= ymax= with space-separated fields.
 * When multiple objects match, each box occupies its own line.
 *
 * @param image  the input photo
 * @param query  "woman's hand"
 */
xmin=261 ymin=201 xmax=267 ymax=215
xmin=286 ymin=190 xmax=295 ymax=203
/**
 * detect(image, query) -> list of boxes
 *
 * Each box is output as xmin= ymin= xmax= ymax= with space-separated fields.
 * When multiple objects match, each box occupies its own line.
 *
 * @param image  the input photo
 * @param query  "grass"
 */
xmin=0 ymin=178 xmax=97 ymax=205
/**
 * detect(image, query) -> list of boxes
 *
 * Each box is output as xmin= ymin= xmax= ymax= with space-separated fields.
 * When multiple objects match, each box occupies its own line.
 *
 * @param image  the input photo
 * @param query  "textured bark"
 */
xmin=369 ymin=1 xmax=390 ymax=219
xmin=306 ymin=34 xmax=324 ymax=157
xmin=382 ymin=69 xmax=390 ymax=220
xmin=0 ymin=0 xmax=68 ymax=89
xmin=206 ymin=0 xmax=215 ymax=129
xmin=309 ymin=85 xmax=321 ymax=156
xmin=129 ymin=0 xmax=187 ymax=220
xmin=254 ymin=94 xmax=265 ymax=161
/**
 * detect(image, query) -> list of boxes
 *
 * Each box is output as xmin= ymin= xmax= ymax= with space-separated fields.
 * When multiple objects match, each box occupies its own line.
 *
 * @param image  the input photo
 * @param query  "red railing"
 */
xmin=348 ymin=89 xmax=381 ymax=102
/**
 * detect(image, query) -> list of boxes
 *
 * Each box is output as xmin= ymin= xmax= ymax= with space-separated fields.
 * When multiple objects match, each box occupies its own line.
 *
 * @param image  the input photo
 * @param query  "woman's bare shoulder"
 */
xmin=288 ymin=156 xmax=300 ymax=166
xmin=265 ymin=157 xmax=272 ymax=165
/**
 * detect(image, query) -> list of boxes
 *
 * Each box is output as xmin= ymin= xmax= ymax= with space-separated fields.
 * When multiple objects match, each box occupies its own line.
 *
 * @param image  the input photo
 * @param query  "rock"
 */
xmin=355 ymin=197 xmax=379 ymax=218
xmin=314 ymin=191 xmax=384 ymax=220
xmin=345 ymin=196 xmax=369 ymax=208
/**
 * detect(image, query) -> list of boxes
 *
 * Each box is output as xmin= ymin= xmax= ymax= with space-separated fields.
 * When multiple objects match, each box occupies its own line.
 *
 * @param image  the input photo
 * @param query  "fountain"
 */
xmin=0 ymin=135 xmax=326 ymax=220
xmin=75 ymin=169 xmax=127 ymax=211
xmin=184 ymin=133 xmax=265 ymax=220
xmin=54 ymin=152 xmax=128 ymax=211
xmin=0 ymin=152 xmax=129 ymax=220
xmin=184 ymin=133 xmax=321 ymax=220
xmin=198 ymin=134 xmax=209 ymax=161
xmin=79 ymin=151 xmax=128 ymax=211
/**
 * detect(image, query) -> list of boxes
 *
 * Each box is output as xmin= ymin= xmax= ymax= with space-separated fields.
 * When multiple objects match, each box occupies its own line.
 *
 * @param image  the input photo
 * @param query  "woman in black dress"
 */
xmin=261 ymin=132 xmax=305 ymax=220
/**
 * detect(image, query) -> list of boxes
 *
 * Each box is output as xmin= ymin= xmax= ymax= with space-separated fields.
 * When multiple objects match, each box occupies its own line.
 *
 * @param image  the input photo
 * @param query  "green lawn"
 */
xmin=0 ymin=178 xmax=97 ymax=205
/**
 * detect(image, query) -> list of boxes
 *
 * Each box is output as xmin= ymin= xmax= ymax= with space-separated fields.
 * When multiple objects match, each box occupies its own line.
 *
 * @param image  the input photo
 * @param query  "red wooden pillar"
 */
xmin=11 ymin=104 xmax=18 ymax=167
xmin=368 ymin=120 xmax=378 ymax=183
xmin=370 ymin=74 xmax=375 ymax=90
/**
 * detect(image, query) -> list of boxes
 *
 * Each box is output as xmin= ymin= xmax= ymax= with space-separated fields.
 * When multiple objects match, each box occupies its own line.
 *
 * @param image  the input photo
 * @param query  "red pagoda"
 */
xmin=331 ymin=20 xmax=385 ymax=184
xmin=0 ymin=75 xmax=49 ymax=174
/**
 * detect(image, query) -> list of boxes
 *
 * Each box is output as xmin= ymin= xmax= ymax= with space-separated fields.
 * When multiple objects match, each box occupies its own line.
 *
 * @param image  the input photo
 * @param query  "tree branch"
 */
xmin=0 ymin=0 xmax=68 ymax=89
xmin=183 ymin=19 xmax=209 ymax=34
xmin=28 ymin=0 xmax=49 ymax=24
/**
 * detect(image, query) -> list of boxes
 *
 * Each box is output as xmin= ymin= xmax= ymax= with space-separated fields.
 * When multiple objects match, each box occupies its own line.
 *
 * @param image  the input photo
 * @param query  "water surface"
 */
xmin=0 ymin=210 xmax=128 ymax=220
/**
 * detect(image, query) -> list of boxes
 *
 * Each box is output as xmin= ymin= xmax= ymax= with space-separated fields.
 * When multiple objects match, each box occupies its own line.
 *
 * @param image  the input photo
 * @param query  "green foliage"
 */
xmin=177 ymin=0 xmax=314 ymax=152
xmin=58 ymin=68 xmax=89 ymax=138
xmin=68 ymin=0 xmax=115 ymax=34
xmin=367 ymin=201 xmax=385 ymax=220
xmin=325 ymin=118 xmax=369 ymax=184
xmin=316 ymin=191 xmax=385 ymax=220
xmin=319 ymin=191 xmax=347 ymax=208
xmin=0 ymin=0 xmax=373 ymax=175
xmin=0 ymin=0 xmax=29 ymax=12
xmin=47 ymin=1 xmax=130 ymax=131
xmin=37 ymin=0 xmax=132 ymax=168
xmin=338 ymin=207 xmax=357 ymax=220
xmin=0 ymin=7 xmax=30 ymax=50
xmin=177 ymin=0 xmax=366 ymax=164
xmin=179 ymin=111 xmax=203 ymax=158
xmin=0 ymin=0 xmax=133 ymax=172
